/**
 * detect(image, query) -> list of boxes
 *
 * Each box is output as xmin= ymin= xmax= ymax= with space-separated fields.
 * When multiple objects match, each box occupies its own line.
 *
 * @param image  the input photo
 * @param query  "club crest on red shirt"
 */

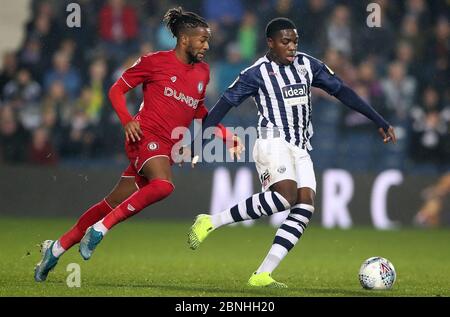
xmin=147 ymin=142 xmax=159 ymax=151
xmin=198 ymin=81 xmax=204 ymax=93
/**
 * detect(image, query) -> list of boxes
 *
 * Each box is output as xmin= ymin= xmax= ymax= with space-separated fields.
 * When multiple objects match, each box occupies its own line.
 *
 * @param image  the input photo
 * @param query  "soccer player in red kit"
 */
xmin=34 ymin=7 xmax=241 ymax=282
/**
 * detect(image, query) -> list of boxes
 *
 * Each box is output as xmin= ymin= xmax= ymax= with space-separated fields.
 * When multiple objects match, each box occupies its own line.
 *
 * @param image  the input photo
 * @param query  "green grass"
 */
xmin=0 ymin=217 xmax=449 ymax=296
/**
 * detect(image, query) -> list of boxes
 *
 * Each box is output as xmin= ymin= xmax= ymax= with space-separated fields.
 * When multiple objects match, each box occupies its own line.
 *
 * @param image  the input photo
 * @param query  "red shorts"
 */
xmin=121 ymin=132 xmax=174 ymax=188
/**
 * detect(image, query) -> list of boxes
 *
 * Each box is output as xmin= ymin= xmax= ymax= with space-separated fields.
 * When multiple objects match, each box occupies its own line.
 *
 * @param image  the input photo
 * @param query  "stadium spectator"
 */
xmin=43 ymin=51 xmax=81 ymax=100
xmin=98 ymin=0 xmax=139 ymax=63
xmin=27 ymin=126 xmax=58 ymax=165
xmin=326 ymin=5 xmax=353 ymax=57
xmin=3 ymin=68 xmax=41 ymax=110
xmin=381 ymin=61 xmax=417 ymax=124
xmin=409 ymin=87 xmax=448 ymax=167
xmin=0 ymin=105 xmax=30 ymax=164
xmin=297 ymin=0 xmax=329 ymax=56
xmin=0 ymin=52 xmax=18 ymax=101
xmin=84 ymin=58 xmax=109 ymax=124
xmin=238 ymin=12 xmax=258 ymax=62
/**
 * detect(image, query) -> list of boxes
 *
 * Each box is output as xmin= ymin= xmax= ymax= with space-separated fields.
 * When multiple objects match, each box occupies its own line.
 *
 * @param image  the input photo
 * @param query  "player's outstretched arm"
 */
xmin=189 ymin=97 xmax=235 ymax=156
xmin=334 ymin=83 xmax=396 ymax=144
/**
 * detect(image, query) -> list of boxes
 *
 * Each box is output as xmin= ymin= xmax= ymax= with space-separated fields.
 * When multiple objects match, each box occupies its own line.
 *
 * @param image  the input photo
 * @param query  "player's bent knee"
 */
xmin=279 ymin=192 xmax=298 ymax=208
xmin=146 ymin=178 xmax=174 ymax=202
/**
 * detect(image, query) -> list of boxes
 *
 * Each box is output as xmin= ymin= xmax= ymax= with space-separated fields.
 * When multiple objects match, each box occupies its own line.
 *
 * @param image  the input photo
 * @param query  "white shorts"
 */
xmin=253 ymin=138 xmax=316 ymax=193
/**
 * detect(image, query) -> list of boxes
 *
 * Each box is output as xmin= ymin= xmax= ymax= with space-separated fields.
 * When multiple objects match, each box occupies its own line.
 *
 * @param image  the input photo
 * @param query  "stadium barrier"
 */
xmin=0 ymin=165 xmax=440 ymax=228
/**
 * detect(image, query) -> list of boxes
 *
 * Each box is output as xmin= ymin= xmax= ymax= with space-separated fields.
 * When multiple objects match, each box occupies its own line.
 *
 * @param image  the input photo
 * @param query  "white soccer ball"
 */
xmin=358 ymin=257 xmax=396 ymax=290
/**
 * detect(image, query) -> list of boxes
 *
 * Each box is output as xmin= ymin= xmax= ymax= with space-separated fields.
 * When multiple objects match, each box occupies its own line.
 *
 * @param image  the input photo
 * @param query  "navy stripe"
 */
xmin=230 ymin=205 xmax=243 ymax=222
xmin=271 ymin=192 xmax=287 ymax=211
xmin=255 ymin=93 xmax=264 ymax=115
xmin=280 ymin=223 xmax=302 ymax=238
xmin=289 ymin=63 xmax=302 ymax=82
xmin=246 ymin=197 xmax=259 ymax=219
xmin=273 ymin=236 xmax=294 ymax=251
xmin=278 ymin=66 xmax=290 ymax=85
xmin=302 ymin=57 xmax=312 ymax=144
xmin=291 ymin=208 xmax=313 ymax=220
xmin=286 ymin=216 xmax=307 ymax=231
xmin=259 ymin=193 xmax=273 ymax=216
xmin=261 ymin=117 xmax=269 ymax=127
xmin=292 ymin=105 xmax=300 ymax=146
xmin=301 ymin=104 xmax=307 ymax=149
xmin=266 ymin=63 xmax=291 ymax=142
xmin=258 ymin=66 xmax=276 ymax=126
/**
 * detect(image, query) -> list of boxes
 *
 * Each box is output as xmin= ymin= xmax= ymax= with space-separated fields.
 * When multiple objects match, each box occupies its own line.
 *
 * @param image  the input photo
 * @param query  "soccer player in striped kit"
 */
xmin=34 ymin=7 xmax=242 ymax=282
xmin=188 ymin=17 xmax=397 ymax=288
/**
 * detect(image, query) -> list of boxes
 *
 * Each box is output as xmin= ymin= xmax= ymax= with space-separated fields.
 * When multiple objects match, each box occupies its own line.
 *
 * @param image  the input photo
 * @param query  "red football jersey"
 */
xmin=120 ymin=50 xmax=210 ymax=144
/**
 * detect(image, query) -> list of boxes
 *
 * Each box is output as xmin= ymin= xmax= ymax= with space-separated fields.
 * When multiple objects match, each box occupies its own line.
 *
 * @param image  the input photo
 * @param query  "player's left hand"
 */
xmin=178 ymin=146 xmax=199 ymax=168
xmin=378 ymin=126 xmax=397 ymax=144
xmin=228 ymin=135 xmax=245 ymax=160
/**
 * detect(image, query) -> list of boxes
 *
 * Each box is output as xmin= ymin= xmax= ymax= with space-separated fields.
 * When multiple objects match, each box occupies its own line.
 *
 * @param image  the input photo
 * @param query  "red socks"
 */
xmin=102 ymin=179 xmax=174 ymax=230
xmin=59 ymin=199 xmax=113 ymax=250
xmin=59 ymin=179 xmax=174 ymax=250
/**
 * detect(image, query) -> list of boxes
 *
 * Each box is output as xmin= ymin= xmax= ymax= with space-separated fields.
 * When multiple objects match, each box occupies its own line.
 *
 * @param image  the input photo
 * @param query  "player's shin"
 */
xmin=56 ymin=199 xmax=113 ymax=256
xmin=256 ymin=204 xmax=314 ymax=274
xmin=100 ymin=179 xmax=174 ymax=231
xmin=211 ymin=191 xmax=291 ymax=229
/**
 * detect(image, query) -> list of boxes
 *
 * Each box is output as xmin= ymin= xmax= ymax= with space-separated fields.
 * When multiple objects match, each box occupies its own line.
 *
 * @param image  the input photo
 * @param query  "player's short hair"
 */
xmin=163 ymin=7 xmax=209 ymax=38
xmin=266 ymin=17 xmax=296 ymax=39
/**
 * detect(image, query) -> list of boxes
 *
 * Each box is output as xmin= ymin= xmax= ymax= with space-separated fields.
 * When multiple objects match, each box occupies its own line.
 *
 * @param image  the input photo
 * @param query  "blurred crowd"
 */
xmin=0 ymin=0 xmax=449 ymax=173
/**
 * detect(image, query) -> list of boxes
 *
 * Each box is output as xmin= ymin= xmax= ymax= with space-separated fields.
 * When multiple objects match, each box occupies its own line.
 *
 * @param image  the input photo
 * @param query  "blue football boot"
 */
xmin=34 ymin=240 xmax=59 ymax=282
xmin=79 ymin=226 xmax=104 ymax=260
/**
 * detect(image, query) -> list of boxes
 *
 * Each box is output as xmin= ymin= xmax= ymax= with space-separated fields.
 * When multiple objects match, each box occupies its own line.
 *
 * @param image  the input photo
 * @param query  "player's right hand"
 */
xmin=124 ymin=120 xmax=142 ymax=143
xmin=378 ymin=126 xmax=397 ymax=144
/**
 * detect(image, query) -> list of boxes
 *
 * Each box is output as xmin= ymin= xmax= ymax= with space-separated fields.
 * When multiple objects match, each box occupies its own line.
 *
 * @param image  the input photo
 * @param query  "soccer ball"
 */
xmin=358 ymin=257 xmax=396 ymax=290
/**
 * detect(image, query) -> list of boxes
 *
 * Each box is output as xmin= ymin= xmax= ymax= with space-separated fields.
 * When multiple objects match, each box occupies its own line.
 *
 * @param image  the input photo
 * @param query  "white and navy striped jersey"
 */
xmin=222 ymin=52 xmax=342 ymax=150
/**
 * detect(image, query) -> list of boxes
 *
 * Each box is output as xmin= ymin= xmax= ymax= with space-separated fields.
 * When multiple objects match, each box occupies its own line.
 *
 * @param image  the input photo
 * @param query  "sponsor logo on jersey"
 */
xmin=164 ymin=87 xmax=200 ymax=109
xmin=171 ymin=76 xmax=177 ymax=82
xmin=281 ymin=83 xmax=308 ymax=105
xmin=127 ymin=204 xmax=136 ymax=211
xmin=197 ymin=81 xmax=204 ymax=93
xmin=148 ymin=142 xmax=159 ymax=151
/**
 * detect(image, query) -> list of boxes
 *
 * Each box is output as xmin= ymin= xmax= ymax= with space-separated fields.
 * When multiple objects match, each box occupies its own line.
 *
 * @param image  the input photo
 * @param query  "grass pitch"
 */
xmin=0 ymin=217 xmax=449 ymax=297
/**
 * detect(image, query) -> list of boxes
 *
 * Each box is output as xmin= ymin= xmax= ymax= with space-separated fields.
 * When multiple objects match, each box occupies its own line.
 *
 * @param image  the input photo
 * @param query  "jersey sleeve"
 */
xmin=120 ymin=55 xmax=154 ymax=89
xmin=194 ymin=104 xmax=208 ymax=119
xmin=222 ymin=69 xmax=259 ymax=107
xmin=308 ymin=56 xmax=343 ymax=95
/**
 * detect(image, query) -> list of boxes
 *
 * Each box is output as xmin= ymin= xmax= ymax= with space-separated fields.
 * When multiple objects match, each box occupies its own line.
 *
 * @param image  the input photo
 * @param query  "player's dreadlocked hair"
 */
xmin=163 ymin=7 xmax=209 ymax=38
xmin=266 ymin=17 xmax=296 ymax=38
